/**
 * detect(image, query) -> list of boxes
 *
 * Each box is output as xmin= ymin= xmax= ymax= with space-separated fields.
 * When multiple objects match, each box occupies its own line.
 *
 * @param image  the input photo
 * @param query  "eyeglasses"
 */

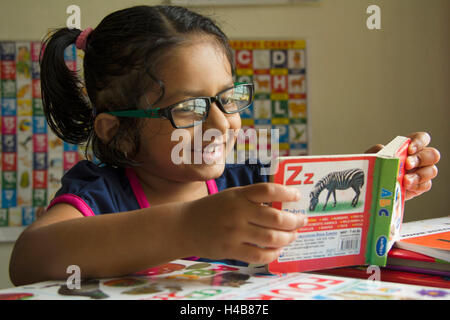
xmin=105 ymin=83 xmax=254 ymax=129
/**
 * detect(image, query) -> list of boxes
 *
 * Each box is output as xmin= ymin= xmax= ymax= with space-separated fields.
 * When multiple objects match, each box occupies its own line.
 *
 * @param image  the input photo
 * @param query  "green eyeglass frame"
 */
xmin=104 ymin=82 xmax=254 ymax=129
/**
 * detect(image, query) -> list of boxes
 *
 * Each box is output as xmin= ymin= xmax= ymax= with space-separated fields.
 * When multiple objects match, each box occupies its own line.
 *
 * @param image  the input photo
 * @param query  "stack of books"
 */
xmin=313 ymin=216 xmax=450 ymax=289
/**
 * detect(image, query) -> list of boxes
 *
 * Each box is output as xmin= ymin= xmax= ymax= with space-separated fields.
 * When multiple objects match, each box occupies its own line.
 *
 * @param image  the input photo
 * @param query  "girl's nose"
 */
xmin=204 ymin=101 xmax=230 ymax=134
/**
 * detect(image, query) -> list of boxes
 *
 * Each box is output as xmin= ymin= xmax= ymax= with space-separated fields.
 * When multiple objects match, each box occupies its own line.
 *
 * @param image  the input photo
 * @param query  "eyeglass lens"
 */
xmin=170 ymin=84 xmax=253 ymax=128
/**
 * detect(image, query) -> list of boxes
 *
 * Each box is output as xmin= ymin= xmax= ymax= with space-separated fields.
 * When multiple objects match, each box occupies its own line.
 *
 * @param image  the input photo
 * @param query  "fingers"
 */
xmin=244 ymin=224 xmax=299 ymax=249
xmin=242 ymin=183 xmax=301 ymax=204
xmin=234 ymin=243 xmax=283 ymax=264
xmin=248 ymin=206 xmax=307 ymax=231
xmin=404 ymin=165 xmax=438 ymax=187
xmin=406 ymin=147 xmax=441 ymax=170
xmin=405 ymin=180 xmax=433 ymax=201
xmin=407 ymin=132 xmax=431 ymax=154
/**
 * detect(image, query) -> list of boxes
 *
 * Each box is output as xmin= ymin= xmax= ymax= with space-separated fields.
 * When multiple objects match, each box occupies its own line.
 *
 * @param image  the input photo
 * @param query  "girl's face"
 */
xmin=134 ymin=39 xmax=241 ymax=183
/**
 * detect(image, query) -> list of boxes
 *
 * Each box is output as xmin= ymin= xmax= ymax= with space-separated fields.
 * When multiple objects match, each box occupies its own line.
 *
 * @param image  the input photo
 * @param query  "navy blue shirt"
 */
xmin=48 ymin=160 xmax=269 ymax=216
xmin=47 ymin=160 xmax=269 ymax=267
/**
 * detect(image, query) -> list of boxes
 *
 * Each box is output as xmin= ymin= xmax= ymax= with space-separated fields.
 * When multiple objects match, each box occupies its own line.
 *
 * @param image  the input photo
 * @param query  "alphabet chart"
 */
xmin=0 ymin=40 xmax=309 ymax=230
xmin=0 ymin=42 xmax=85 ymax=229
xmin=229 ymin=40 xmax=308 ymax=161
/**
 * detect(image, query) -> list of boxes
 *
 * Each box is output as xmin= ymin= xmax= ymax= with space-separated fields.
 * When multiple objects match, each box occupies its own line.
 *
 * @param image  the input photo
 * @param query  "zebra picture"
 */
xmin=309 ymin=168 xmax=365 ymax=211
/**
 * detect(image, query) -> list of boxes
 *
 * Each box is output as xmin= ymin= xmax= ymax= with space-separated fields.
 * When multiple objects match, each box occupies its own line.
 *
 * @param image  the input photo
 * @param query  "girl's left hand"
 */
xmin=365 ymin=132 xmax=440 ymax=201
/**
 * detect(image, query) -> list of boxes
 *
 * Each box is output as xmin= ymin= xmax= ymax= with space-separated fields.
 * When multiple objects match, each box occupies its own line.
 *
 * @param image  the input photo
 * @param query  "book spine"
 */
xmin=366 ymin=157 xmax=400 ymax=266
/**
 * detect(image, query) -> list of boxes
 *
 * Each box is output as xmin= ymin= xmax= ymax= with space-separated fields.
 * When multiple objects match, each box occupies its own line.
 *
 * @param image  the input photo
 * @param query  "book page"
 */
xmin=399 ymin=217 xmax=450 ymax=239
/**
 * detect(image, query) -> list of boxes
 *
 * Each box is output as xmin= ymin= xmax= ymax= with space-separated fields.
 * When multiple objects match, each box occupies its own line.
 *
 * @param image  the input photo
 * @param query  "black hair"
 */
xmin=40 ymin=5 xmax=235 ymax=167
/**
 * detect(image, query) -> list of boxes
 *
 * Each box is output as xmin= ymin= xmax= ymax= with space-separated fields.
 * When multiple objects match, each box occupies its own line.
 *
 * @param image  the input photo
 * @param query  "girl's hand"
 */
xmin=403 ymin=132 xmax=440 ymax=200
xmin=365 ymin=132 xmax=440 ymax=201
xmin=182 ymin=183 xmax=307 ymax=264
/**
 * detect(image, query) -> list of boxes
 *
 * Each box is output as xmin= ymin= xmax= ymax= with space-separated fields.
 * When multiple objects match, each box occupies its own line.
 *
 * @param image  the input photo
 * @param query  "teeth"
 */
xmin=193 ymin=144 xmax=222 ymax=153
xmin=204 ymin=145 xmax=216 ymax=153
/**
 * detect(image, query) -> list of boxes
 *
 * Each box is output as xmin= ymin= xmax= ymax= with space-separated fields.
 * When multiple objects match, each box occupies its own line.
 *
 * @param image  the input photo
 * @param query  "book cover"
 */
xmin=257 ymin=136 xmax=410 ymax=274
xmin=394 ymin=216 xmax=450 ymax=262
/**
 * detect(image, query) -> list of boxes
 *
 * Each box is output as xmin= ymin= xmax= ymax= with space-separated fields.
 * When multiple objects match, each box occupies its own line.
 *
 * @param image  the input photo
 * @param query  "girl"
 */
xmin=9 ymin=5 xmax=440 ymax=286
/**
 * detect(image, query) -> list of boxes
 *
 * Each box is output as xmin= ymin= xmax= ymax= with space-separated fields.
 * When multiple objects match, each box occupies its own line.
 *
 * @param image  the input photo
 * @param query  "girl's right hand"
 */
xmin=181 ymin=183 xmax=307 ymax=264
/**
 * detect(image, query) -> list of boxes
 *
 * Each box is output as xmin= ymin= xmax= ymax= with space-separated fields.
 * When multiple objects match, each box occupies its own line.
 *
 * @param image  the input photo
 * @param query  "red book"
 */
xmin=251 ymin=136 xmax=410 ymax=274
xmin=385 ymin=248 xmax=450 ymax=277
xmin=314 ymin=266 xmax=450 ymax=289
xmin=388 ymin=247 xmax=437 ymax=262
xmin=395 ymin=216 xmax=450 ymax=262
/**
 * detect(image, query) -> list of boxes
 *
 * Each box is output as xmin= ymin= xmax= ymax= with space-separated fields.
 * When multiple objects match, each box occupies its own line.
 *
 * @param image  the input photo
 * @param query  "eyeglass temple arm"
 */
xmin=105 ymin=108 xmax=161 ymax=118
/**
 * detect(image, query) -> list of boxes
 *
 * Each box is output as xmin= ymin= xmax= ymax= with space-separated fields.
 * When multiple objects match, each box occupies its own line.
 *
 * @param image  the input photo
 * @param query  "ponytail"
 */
xmin=38 ymin=5 xmax=235 ymax=168
xmin=40 ymin=28 xmax=94 ymax=145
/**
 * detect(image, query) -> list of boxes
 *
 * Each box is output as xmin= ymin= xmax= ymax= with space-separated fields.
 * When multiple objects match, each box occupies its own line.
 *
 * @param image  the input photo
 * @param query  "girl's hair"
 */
xmin=40 ymin=5 xmax=234 ymax=167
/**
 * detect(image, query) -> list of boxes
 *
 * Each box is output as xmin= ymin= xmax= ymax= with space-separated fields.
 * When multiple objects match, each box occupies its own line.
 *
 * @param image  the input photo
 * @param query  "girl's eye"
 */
xmin=221 ymin=95 xmax=234 ymax=105
xmin=173 ymin=104 xmax=193 ymax=113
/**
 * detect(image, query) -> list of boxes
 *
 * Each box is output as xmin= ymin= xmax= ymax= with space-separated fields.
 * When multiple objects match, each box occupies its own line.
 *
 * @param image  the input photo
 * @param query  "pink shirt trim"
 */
xmin=47 ymin=194 xmax=95 ymax=217
xmin=206 ymin=179 xmax=219 ymax=195
xmin=125 ymin=167 xmax=219 ymax=263
xmin=125 ymin=167 xmax=150 ymax=208
xmin=125 ymin=167 xmax=219 ymax=209
xmin=46 ymin=167 xmax=219 ymax=223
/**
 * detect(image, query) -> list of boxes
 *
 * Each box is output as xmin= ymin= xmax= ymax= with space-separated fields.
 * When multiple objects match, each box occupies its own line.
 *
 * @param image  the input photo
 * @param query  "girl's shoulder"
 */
xmin=49 ymin=160 xmax=138 ymax=215
xmin=215 ymin=159 xmax=270 ymax=191
xmin=60 ymin=160 xmax=128 ymax=190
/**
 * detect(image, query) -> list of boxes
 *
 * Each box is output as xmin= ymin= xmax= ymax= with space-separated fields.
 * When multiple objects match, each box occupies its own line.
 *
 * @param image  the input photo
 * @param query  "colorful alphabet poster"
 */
xmin=229 ymin=40 xmax=308 ymax=161
xmin=0 ymin=39 xmax=309 ymax=229
xmin=0 ymin=42 xmax=84 ymax=228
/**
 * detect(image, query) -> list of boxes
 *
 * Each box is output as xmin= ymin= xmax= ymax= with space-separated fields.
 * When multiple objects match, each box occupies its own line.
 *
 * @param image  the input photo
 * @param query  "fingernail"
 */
xmin=289 ymin=187 xmax=301 ymax=199
xmin=405 ymin=174 xmax=418 ymax=185
xmin=300 ymin=214 xmax=308 ymax=226
xmin=409 ymin=145 xmax=417 ymax=154
xmin=407 ymin=156 xmax=417 ymax=168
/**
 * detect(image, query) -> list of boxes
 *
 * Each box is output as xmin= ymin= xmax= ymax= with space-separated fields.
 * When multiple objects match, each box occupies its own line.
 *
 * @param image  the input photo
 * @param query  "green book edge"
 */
xmin=366 ymin=157 xmax=400 ymax=266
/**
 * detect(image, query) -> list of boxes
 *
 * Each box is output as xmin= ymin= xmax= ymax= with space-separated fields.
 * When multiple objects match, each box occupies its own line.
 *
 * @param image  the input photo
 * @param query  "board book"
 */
xmin=252 ymin=136 xmax=410 ymax=274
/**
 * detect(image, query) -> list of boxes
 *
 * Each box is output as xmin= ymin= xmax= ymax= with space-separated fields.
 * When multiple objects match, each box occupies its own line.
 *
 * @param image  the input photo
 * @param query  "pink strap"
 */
xmin=47 ymin=194 xmax=95 ymax=217
xmin=75 ymin=27 xmax=93 ymax=51
xmin=125 ymin=167 xmax=150 ymax=209
xmin=206 ymin=179 xmax=218 ymax=195
xmin=126 ymin=167 xmax=219 ymax=209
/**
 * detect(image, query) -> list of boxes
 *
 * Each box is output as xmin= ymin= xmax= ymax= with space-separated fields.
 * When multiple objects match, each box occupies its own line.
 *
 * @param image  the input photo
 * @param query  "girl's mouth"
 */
xmin=192 ymin=143 xmax=224 ymax=164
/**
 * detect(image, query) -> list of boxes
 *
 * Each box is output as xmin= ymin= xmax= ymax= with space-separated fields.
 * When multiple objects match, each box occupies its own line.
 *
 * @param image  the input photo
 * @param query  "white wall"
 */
xmin=0 ymin=0 xmax=448 ymax=289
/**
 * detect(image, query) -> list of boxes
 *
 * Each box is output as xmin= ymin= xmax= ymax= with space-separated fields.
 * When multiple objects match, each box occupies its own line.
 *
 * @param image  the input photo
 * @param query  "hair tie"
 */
xmin=75 ymin=27 xmax=93 ymax=51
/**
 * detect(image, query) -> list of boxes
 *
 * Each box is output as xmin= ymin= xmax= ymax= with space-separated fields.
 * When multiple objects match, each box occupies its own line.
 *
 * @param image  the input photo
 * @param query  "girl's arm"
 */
xmin=9 ymin=202 xmax=190 ymax=286
xmin=9 ymin=183 xmax=306 ymax=286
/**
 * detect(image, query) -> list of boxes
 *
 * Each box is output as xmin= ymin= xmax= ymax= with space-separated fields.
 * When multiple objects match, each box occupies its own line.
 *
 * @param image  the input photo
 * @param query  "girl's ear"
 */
xmin=94 ymin=113 xmax=120 ymax=144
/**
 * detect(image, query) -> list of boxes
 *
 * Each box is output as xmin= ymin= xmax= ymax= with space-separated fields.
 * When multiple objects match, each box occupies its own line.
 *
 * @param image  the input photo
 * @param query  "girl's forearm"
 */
xmin=9 ymin=202 xmax=192 ymax=286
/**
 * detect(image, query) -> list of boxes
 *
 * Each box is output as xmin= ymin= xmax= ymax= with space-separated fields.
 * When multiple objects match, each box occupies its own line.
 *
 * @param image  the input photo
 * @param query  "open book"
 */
xmin=252 ymin=136 xmax=410 ymax=274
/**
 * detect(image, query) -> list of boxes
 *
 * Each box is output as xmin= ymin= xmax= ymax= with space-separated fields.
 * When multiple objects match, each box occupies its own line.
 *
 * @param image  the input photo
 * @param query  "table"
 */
xmin=0 ymin=259 xmax=449 ymax=300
